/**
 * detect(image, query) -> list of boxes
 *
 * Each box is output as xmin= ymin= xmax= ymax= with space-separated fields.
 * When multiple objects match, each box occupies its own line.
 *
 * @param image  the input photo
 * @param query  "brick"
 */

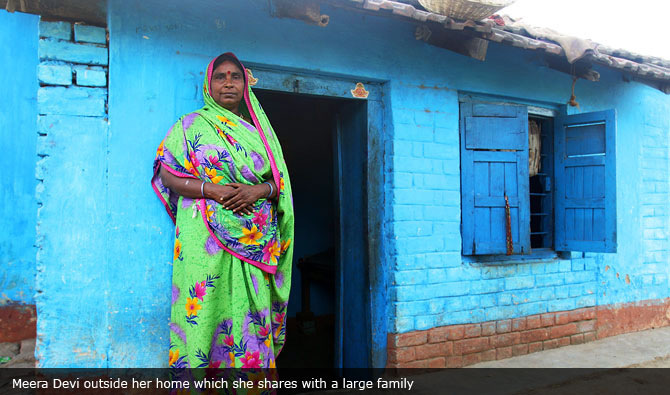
xmin=423 ymin=144 xmax=455 ymax=160
xmin=497 ymin=319 xmax=512 ymax=333
xmin=463 ymin=324 xmax=481 ymax=338
xmin=557 ymin=337 xmax=571 ymax=347
xmin=396 ymin=331 xmax=427 ymax=347
xmin=391 ymin=347 xmax=416 ymax=363
xmin=415 ymin=342 xmax=451 ymax=360
xmin=541 ymin=313 xmax=555 ymax=327
xmin=39 ymin=21 xmax=71 ymax=40
xmin=462 ymin=352 xmax=482 ymax=366
xmin=576 ymin=320 xmax=596 ymax=333
xmin=520 ymin=328 xmax=549 ymax=343
xmin=395 ymin=317 xmax=414 ymax=333
xmin=526 ymin=315 xmax=542 ymax=329
xmin=75 ymin=67 xmax=106 ymax=87
xmin=395 ymin=125 xmax=433 ymax=142
xmin=583 ymin=307 xmax=596 ymax=320
xmin=74 ymin=24 xmax=106 ymax=44
xmin=505 ymin=276 xmax=535 ymax=290
xmin=512 ymin=318 xmax=527 ymax=332
xmin=543 ymin=339 xmax=560 ymax=350
xmin=428 ymin=326 xmax=449 ymax=343
xmin=535 ymin=274 xmax=564 ymax=287
xmin=426 ymin=357 xmax=446 ymax=368
xmin=453 ymin=338 xmax=489 ymax=355
xmin=583 ymin=332 xmax=596 ymax=342
xmin=415 ymin=315 xmax=437 ymax=330
xmin=446 ymin=356 xmax=463 ymax=368
xmin=568 ymin=309 xmax=584 ymax=322
xmin=470 ymin=279 xmax=504 ymax=294
xmin=38 ymin=64 xmax=72 ymax=86
xmin=480 ymin=349 xmax=497 ymax=362
xmin=37 ymin=86 xmax=106 ymax=117
xmin=549 ymin=323 xmax=578 ymax=339
xmin=555 ymin=312 xmax=570 ymax=325
xmin=550 ymin=299 xmax=575 ymax=313
xmin=447 ymin=325 xmax=465 ymax=340
xmin=528 ymin=342 xmax=543 ymax=353
xmin=479 ymin=294 xmax=497 ymax=308
xmin=559 ymin=260 xmax=572 ymax=272
xmin=481 ymin=322 xmax=496 ymax=336
xmin=512 ymin=344 xmax=529 ymax=356
xmin=570 ymin=334 xmax=585 ymax=345
xmin=496 ymin=346 xmax=513 ymax=360
xmin=39 ymin=39 xmax=108 ymax=65
xmin=491 ymin=332 xmax=520 ymax=348
xmin=395 ymin=235 xmax=447 ymax=255
xmin=394 ymin=300 xmax=430 ymax=316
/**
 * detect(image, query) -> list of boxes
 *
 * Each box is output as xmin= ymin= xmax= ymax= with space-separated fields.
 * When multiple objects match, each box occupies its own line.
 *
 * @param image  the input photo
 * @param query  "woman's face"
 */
xmin=210 ymin=60 xmax=244 ymax=112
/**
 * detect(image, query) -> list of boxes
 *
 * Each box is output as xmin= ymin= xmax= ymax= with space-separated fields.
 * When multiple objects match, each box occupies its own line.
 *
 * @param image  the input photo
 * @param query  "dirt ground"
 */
xmin=0 ymin=339 xmax=35 ymax=368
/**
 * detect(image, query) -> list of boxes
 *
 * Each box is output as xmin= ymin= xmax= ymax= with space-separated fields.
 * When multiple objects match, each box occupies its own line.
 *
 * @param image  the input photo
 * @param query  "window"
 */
xmin=459 ymin=101 xmax=616 ymax=256
xmin=529 ymin=116 xmax=553 ymax=249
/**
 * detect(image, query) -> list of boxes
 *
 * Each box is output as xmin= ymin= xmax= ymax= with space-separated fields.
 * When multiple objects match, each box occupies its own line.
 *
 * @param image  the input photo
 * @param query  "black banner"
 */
xmin=2 ymin=368 xmax=669 ymax=394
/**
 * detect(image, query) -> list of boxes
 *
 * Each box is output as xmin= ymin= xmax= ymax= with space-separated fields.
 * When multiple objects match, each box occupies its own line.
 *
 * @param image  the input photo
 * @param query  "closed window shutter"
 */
xmin=461 ymin=103 xmax=530 ymax=255
xmin=554 ymin=110 xmax=617 ymax=252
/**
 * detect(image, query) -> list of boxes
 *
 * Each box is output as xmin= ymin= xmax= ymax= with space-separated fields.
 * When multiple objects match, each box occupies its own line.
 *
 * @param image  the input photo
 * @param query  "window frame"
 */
xmin=459 ymin=94 xmax=617 ymax=258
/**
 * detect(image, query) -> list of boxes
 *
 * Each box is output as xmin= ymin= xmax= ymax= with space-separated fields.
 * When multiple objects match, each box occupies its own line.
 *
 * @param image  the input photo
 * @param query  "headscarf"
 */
xmin=152 ymin=53 xmax=294 ymax=274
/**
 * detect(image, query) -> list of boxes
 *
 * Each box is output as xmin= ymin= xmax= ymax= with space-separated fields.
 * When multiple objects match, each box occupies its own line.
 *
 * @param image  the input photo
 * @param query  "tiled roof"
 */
xmin=342 ymin=0 xmax=670 ymax=90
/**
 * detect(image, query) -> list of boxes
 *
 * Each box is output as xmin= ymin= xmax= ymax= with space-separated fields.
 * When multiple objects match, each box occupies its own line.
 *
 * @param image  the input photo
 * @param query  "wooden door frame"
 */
xmin=248 ymin=64 xmax=389 ymax=369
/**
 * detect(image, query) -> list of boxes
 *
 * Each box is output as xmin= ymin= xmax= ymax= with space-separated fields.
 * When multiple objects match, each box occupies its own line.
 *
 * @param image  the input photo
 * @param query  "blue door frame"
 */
xmin=249 ymin=64 xmax=388 ymax=369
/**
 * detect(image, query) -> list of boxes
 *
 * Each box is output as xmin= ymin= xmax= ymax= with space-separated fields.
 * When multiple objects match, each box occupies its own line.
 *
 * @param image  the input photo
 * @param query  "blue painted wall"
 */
xmin=0 ymin=10 xmax=38 ymax=305
xmin=34 ymin=20 xmax=110 ymax=367
xmin=0 ymin=0 xmax=662 ymax=367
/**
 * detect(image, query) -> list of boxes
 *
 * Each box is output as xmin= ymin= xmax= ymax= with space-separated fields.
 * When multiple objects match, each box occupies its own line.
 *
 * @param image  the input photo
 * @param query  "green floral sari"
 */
xmin=151 ymin=53 xmax=294 ymax=375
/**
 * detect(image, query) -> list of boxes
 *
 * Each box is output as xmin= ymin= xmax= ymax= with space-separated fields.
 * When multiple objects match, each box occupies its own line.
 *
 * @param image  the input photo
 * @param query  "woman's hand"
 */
xmin=215 ymin=183 xmax=268 ymax=215
xmin=159 ymin=167 xmax=272 ymax=216
xmin=203 ymin=183 xmax=237 ymax=206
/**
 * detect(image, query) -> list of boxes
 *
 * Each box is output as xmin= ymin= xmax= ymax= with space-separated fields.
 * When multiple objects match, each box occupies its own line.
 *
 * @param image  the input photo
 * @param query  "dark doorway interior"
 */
xmin=255 ymin=90 xmax=341 ymax=369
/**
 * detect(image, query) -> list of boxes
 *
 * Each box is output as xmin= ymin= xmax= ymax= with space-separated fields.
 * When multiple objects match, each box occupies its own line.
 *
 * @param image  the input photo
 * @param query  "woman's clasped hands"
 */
xmin=206 ymin=182 xmax=270 ymax=216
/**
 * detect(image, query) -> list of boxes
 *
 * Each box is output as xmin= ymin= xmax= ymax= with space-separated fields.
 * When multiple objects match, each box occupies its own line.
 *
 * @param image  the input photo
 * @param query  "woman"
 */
xmin=152 ymin=52 xmax=294 ymax=371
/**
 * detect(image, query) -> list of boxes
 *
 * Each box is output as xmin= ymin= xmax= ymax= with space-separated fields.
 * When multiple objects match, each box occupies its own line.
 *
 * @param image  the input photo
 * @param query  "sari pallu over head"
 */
xmin=152 ymin=53 xmax=294 ymax=274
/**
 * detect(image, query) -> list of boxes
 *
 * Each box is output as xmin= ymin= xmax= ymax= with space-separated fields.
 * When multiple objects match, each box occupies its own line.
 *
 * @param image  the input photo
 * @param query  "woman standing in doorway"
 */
xmin=152 ymin=53 xmax=294 ymax=371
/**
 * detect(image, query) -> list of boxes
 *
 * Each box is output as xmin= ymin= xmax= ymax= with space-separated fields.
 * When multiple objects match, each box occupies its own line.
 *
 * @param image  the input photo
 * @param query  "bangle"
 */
xmin=264 ymin=182 xmax=273 ymax=198
xmin=200 ymin=181 xmax=205 ymax=198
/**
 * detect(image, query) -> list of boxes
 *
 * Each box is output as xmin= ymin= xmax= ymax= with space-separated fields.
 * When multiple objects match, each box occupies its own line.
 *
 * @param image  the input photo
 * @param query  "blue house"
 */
xmin=1 ymin=0 xmax=670 ymax=369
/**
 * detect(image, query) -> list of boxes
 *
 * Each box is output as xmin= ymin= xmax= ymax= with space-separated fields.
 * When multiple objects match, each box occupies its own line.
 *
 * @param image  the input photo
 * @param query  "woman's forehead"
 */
xmin=213 ymin=60 xmax=242 ymax=74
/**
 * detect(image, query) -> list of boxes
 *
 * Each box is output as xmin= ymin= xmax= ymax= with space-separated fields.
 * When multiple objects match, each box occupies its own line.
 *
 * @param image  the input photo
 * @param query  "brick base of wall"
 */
xmin=0 ymin=304 xmax=37 ymax=342
xmin=387 ymin=298 xmax=670 ymax=368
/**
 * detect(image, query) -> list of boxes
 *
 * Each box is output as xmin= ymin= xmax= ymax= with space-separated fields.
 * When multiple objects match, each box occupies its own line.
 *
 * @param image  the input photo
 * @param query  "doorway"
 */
xmin=255 ymin=90 xmax=370 ymax=369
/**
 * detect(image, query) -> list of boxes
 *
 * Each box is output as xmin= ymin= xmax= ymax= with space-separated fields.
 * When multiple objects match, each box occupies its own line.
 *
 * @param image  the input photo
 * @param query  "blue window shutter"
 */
xmin=554 ymin=110 xmax=616 ymax=252
xmin=461 ymin=103 xmax=530 ymax=255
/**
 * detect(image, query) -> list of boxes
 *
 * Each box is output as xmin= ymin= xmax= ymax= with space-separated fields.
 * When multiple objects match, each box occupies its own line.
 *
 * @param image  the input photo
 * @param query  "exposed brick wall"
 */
xmin=0 ymin=305 xmax=37 ymax=343
xmin=387 ymin=299 xmax=670 ymax=368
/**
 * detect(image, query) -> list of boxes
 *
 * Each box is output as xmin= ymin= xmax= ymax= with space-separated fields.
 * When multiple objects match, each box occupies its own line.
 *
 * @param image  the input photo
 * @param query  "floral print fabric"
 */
xmin=151 ymin=53 xmax=294 ymax=375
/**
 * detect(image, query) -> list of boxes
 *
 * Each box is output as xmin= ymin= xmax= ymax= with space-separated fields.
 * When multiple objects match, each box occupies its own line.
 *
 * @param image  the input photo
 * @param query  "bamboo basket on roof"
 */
xmin=418 ymin=0 xmax=516 ymax=20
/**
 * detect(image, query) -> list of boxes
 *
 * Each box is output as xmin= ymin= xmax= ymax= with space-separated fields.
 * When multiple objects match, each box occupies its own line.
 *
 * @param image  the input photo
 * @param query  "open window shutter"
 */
xmin=461 ymin=103 xmax=530 ymax=255
xmin=554 ymin=110 xmax=616 ymax=252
